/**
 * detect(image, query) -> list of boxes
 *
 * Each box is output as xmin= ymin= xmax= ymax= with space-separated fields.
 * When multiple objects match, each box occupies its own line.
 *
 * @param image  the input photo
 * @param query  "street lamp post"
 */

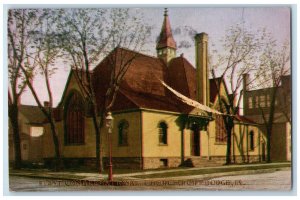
xmin=106 ymin=112 xmax=114 ymax=182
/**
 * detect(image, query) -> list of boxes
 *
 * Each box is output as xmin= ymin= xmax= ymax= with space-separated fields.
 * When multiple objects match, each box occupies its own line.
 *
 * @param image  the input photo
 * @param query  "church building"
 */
xmin=41 ymin=9 xmax=266 ymax=169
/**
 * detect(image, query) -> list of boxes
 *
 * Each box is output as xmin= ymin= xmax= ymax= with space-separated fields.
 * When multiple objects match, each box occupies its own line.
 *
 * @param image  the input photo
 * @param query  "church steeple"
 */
xmin=156 ymin=8 xmax=177 ymax=65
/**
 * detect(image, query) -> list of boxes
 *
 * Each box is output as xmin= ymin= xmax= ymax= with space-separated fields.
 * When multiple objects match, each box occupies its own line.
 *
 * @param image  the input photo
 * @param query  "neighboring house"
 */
xmin=243 ymin=74 xmax=291 ymax=161
xmin=9 ymin=105 xmax=45 ymax=165
xmin=39 ymin=9 xmax=266 ymax=169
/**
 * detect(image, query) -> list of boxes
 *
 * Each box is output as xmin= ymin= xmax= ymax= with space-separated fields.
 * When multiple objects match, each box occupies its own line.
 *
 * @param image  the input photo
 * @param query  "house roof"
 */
xmin=89 ymin=47 xmax=221 ymax=114
xmin=167 ymin=56 xmax=197 ymax=100
xmin=209 ymin=77 xmax=223 ymax=103
xmin=92 ymin=47 xmax=180 ymax=112
xmin=19 ymin=105 xmax=46 ymax=124
xmin=235 ymin=115 xmax=257 ymax=124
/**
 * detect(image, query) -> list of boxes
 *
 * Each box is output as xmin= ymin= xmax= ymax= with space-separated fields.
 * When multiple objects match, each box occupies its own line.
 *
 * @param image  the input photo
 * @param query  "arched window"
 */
xmin=158 ymin=122 xmax=168 ymax=145
xmin=65 ymin=92 xmax=85 ymax=145
xmin=118 ymin=120 xmax=129 ymax=145
xmin=249 ymin=131 xmax=254 ymax=150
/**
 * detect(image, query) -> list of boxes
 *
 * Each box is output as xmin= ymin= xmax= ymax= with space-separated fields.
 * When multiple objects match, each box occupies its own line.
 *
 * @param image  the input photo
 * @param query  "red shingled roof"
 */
xmin=209 ymin=77 xmax=222 ymax=103
xmin=89 ymin=47 xmax=224 ymax=114
xmin=167 ymin=56 xmax=197 ymax=100
xmin=92 ymin=47 xmax=176 ymax=112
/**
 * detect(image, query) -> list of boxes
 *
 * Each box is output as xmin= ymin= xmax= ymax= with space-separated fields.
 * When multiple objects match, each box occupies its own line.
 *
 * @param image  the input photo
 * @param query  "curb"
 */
xmin=9 ymin=167 xmax=290 ymax=185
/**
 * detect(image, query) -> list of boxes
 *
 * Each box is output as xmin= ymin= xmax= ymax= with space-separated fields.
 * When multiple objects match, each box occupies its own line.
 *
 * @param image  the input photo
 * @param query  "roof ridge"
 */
xmin=118 ymin=89 xmax=141 ymax=108
xmin=115 ymin=46 xmax=159 ymax=60
xmin=179 ymin=57 xmax=190 ymax=97
xmin=178 ymin=56 xmax=196 ymax=98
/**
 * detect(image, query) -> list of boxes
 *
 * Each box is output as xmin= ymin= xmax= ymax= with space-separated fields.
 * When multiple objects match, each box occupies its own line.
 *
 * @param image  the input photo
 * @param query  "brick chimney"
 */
xmin=44 ymin=101 xmax=52 ymax=108
xmin=195 ymin=32 xmax=210 ymax=106
xmin=242 ymin=73 xmax=250 ymax=91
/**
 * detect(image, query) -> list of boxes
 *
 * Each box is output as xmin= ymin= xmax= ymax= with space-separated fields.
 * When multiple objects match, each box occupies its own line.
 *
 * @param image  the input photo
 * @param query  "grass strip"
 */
xmin=132 ymin=163 xmax=291 ymax=179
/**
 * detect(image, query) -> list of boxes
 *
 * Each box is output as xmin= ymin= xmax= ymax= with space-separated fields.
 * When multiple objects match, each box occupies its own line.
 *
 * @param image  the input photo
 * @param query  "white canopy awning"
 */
xmin=160 ymin=80 xmax=225 ymax=115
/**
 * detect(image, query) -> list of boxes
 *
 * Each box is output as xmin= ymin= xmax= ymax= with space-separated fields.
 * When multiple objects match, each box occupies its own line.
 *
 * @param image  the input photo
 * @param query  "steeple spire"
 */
xmin=156 ymin=8 xmax=177 ymax=64
xmin=156 ymin=8 xmax=177 ymax=50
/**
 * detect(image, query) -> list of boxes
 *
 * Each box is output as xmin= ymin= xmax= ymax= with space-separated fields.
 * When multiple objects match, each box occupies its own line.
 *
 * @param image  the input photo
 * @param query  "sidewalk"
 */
xmin=9 ymin=162 xmax=291 ymax=182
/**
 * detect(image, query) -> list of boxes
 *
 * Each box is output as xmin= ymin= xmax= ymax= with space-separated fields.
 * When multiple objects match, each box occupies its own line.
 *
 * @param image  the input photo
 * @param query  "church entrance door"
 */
xmin=191 ymin=124 xmax=200 ymax=156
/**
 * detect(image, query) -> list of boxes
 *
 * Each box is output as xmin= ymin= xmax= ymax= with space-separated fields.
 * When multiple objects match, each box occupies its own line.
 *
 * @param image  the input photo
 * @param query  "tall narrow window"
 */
xmin=248 ymin=97 xmax=253 ymax=109
xmin=65 ymin=92 xmax=85 ymax=145
xmin=249 ymin=131 xmax=254 ymax=151
xmin=259 ymin=95 xmax=266 ymax=107
xmin=255 ymin=96 xmax=259 ymax=108
xmin=215 ymin=115 xmax=226 ymax=143
xmin=158 ymin=122 xmax=168 ymax=145
xmin=118 ymin=120 xmax=129 ymax=145
xmin=266 ymin=94 xmax=271 ymax=107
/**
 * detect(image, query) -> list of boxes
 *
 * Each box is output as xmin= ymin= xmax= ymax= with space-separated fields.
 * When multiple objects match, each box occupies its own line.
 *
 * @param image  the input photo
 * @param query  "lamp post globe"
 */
xmin=106 ymin=112 xmax=114 ymax=182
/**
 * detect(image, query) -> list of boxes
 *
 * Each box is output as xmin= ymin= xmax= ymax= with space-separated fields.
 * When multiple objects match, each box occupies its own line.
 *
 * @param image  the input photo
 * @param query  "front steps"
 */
xmin=182 ymin=157 xmax=224 ymax=167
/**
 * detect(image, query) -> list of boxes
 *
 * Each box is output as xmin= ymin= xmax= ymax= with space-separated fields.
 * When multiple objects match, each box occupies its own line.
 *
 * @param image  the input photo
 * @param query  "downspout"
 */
xmin=181 ymin=127 xmax=185 ymax=165
xmin=258 ymin=128 xmax=261 ymax=162
xmin=232 ymin=125 xmax=236 ymax=163
xmin=139 ymin=110 xmax=143 ymax=169
xmin=180 ymin=115 xmax=186 ymax=165
xmin=207 ymin=128 xmax=210 ymax=160
xmin=246 ymin=125 xmax=249 ymax=163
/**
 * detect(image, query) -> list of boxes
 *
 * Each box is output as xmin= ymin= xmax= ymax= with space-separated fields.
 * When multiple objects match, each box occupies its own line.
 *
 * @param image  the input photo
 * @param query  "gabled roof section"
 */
xmin=209 ymin=77 xmax=223 ymax=103
xmin=58 ymin=69 xmax=90 ymax=107
xmin=167 ymin=56 xmax=196 ymax=100
xmin=235 ymin=115 xmax=257 ymax=125
xmin=19 ymin=105 xmax=45 ymax=124
xmin=92 ymin=47 xmax=174 ymax=111
xmin=119 ymin=87 xmax=180 ymax=112
xmin=156 ymin=8 xmax=177 ymax=50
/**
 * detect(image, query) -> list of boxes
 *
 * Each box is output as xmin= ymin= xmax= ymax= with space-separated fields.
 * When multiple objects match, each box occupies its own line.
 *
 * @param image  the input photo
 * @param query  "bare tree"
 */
xmin=8 ymin=9 xmax=39 ymax=169
xmin=210 ymin=23 xmax=264 ymax=164
xmin=58 ymin=8 xmax=151 ymax=172
xmin=255 ymin=37 xmax=290 ymax=162
xmin=8 ymin=9 xmax=63 ymax=170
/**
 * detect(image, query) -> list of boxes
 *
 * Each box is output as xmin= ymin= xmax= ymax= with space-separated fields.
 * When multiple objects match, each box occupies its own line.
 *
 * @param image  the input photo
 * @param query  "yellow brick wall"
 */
xmin=204 ymin=120 xmax=265 ymax=159
xmin=142 ymin=111 xmax=182 ymax=157
xmin=42 ymin=107 xmax=266 ymax=163
xmin=101 ymin=111 xmax=141 ymax=158
xmin=42 ymin=111 xmax=142 ymax=159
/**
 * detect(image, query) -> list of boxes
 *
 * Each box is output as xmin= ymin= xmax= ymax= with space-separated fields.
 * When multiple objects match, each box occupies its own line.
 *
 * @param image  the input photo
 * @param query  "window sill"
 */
xmin=214 ymin=142 xmax=227 ymax=145
xmin=118 ymin=144 xmax=129 ymax=147
xmin=158 ymin=144 xmax=168 ymax=146
xmin=64 ymin=143 xmax=85 ymax=146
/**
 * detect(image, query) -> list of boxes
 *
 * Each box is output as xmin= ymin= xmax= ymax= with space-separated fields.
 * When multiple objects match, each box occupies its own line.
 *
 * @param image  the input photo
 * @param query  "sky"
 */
xmin=14 ymin=7 xmax=291 ymax=106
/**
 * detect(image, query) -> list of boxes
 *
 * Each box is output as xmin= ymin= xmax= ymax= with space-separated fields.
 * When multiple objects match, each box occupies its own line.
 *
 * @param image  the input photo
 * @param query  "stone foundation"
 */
xmin=207 ymin=155 xmax=262 ymax=164
xmin=143 ymin=157 xmax=182 ymax=169
xmin=43 ymin=155 xmax=263 ymax=170
xmin=103 ymin=157 xmax=142 ymax=169
xmin=44 ymin=157 xmax=142 ymax=170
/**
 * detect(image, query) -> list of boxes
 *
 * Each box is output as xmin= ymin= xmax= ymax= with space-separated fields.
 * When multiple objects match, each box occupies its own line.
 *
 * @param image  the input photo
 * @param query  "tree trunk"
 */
xmin=225 ymin=117 xmax=234 ymax=165
xmin=9 ymin=103 xmax=22 ymax=169
xmin=225 ymin=126 xmax=233 ymax=165
xmin=91 ymin=107 xmax=103 ymax=173
xmin=266 ymin=126 xmax=272 ymax=163
xmin=47 ymin=115 xmax=62 ymax=171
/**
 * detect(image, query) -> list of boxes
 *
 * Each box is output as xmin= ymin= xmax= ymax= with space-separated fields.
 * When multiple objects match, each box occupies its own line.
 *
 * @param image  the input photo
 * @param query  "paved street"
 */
xmin=172 ymin=168 xmax=292 ymax=191
xmin=8 ymin=168 xmax=291 ymax=192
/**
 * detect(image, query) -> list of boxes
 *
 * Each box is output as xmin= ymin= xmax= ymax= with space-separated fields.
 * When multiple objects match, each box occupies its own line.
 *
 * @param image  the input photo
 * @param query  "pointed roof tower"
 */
xmin=156 ymin=8 xmax=177 ymax=50
xmin=156 ymin=8 xmax=177 ymax=65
